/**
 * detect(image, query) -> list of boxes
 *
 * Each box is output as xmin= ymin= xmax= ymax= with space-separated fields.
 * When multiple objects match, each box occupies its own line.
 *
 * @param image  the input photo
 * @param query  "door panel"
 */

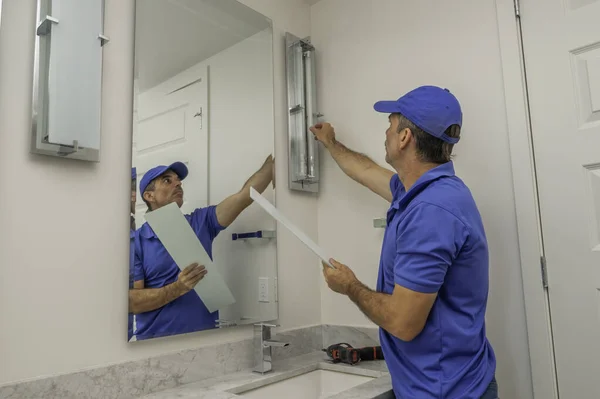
xmin=520 ymin=0 xmax=600 ymax=397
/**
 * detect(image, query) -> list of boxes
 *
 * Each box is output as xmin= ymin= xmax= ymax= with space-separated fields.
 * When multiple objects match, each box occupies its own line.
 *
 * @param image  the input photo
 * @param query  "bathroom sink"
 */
xmin=237 ymin=369 xmax=375 ymax=398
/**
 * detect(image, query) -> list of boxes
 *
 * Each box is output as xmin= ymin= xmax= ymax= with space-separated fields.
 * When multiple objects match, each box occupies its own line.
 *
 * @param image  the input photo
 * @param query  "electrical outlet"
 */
xmin=258 ymin=277 xmax=269 ymax=303
xmin=274 ymin=277 xmax=278 ymax=302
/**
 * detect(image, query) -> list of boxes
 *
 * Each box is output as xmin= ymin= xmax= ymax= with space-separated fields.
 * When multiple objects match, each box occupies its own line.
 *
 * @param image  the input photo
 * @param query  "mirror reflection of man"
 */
xmin=128 ymin=167 xmax=137 ymax=342
xmin=129 ymin=155 xmax=274 ymax=340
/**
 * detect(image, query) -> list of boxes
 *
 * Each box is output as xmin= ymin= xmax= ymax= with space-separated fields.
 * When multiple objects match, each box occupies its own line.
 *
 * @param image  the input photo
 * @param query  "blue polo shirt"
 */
xmin=133 ymin=206 xmax=225 ymax=340
xmin=376 ymin=162 xmax=496 ymax=399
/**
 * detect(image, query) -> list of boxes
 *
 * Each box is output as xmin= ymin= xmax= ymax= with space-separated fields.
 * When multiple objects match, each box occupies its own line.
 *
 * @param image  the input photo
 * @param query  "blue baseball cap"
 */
xmin=373 ymin=85 xmax=462 ymax=144
xmin=131 ymin=167 xmax=137 ymax=180
xmin=139 ymin=162 xmax=188 ymax=195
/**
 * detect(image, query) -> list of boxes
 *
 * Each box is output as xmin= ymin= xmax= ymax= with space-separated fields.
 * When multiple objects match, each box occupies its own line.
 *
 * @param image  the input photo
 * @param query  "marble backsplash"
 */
xmin=0 ymin=325 xmax=379 ymax=399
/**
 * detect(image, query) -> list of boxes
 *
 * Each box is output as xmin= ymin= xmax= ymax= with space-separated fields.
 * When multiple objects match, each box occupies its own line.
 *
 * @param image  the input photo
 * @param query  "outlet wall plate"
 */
xmin=259 ymin=277 xmax=269 ymax=303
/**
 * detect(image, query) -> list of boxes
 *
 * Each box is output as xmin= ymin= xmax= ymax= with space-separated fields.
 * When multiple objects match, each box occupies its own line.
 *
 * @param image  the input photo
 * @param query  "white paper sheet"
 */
xmin=250 ymin=187 xmax=334 ymax=268
xmin=144 ymin=202 xmax=236 ymax=312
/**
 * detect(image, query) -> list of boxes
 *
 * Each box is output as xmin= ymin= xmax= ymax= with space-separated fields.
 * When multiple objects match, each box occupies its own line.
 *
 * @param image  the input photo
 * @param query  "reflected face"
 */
xmin=143 ymin=170 xmax=184 ymax=211
xmin=131 ymin=178 xmax=137 ymax=214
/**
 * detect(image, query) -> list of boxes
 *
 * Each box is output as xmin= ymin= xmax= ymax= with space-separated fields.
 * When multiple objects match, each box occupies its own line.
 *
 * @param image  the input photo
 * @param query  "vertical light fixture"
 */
xmin=30 ymin=0 xmax=107 ymax=161
xmin=285 ymin=32 xmax=321 ymax=193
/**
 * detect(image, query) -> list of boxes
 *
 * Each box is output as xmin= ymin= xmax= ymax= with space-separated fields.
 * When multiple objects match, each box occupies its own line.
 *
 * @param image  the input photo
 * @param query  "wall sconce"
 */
xmin=30 ymin=0 xmax=108 ymax=162
xmin=285 ymin=32 xmax=322 ymax=193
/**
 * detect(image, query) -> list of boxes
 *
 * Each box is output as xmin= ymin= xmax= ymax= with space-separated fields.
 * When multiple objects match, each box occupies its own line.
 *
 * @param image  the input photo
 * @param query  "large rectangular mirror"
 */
xmin=129 ymin=0 xmax=277 ymax=342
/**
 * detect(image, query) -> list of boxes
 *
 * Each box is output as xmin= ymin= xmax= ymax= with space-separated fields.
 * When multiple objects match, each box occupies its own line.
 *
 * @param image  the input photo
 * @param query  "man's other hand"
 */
xmin=322 ymin=258 xmax=358 ymax=295
xmin=176 ymin=263 xmax=207 ymax=293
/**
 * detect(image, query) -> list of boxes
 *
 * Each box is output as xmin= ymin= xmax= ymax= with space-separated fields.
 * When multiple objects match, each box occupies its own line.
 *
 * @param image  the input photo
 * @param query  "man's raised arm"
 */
xmin=310 ymin=123 xmax=394 ymax=202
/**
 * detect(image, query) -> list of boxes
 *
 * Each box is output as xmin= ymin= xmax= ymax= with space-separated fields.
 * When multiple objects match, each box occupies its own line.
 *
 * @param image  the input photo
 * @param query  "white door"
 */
xmin=133 ymin=68 xmax=209 ymax=227
xmin=520 ymin=1 xmax=600 ymax=397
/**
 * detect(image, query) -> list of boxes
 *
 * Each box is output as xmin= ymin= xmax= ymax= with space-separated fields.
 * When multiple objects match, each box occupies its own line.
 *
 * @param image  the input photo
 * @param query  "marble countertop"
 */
xmin=139 ymin=351 xmax=394 ymax=399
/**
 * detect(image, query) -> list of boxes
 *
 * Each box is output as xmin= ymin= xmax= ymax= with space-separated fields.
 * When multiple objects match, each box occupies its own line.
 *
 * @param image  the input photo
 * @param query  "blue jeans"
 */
xmin=395 ymin=376 xmax=499 ymax=398
xmin=480 ymin=376 xmax=499 ymax=399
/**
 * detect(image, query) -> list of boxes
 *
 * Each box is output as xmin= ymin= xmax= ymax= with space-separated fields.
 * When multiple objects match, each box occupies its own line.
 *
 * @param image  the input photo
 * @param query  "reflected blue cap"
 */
xmin=139 ymin=162 xmax=188 ymax=194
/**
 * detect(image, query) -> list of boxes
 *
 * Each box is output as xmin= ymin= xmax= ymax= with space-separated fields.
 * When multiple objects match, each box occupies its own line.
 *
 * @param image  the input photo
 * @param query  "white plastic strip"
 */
xmin=144 ymin=202 xmax=235 ymax=312
xmin=250 ymin=187 xmax=333 ymax=268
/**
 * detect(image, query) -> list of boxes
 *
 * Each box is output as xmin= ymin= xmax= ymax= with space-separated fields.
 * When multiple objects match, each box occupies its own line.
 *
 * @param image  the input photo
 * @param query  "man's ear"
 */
xmin=142 ymin=191 xmax=153 ymax=204
xmin=398 ymin=127 xmax=412 ymax=150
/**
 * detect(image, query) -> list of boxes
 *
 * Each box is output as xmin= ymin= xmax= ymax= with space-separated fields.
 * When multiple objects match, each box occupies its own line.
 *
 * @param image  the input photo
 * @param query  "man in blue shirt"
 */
xmin=310 ymin=86 xmax=498 ymax=399
xmin=129 ymin=155 xmax=274 ymax=340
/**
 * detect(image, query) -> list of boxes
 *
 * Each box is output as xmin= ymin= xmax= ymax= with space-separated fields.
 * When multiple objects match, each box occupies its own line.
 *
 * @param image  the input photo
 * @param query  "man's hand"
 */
xmin=310 ymin=123 xmax=336 ymax=148
xmin=262 ymin=154 xmax=274 ymax=175
xmin=216 ymin=154 xmax=274 ymax=227
xmin=271 ymin=156 xmax=276 ymax=189
xmin=321 ymin=258 xmax=438 ymax=341
xmin=322 ymin=258 xmax=359 ymax=295
xmin=309 ymin=122 xmax=394 ymax=202
xmin=175 ymin=263 xmax=207 ymax=293
xmin=129 ymin=263 xmax=207 ymax=314
xmin=258 ymin=154 xmax=275 ymax=190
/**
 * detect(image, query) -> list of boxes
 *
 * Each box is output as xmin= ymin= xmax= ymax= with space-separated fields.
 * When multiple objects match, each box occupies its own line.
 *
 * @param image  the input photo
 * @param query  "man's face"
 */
xmin=384 ymin=114 xmax=413 ymax=166
xmin=384 ymin=114 xmax=401 ymax=164
xmin=144 ymin=170 xmax=184 ymax=211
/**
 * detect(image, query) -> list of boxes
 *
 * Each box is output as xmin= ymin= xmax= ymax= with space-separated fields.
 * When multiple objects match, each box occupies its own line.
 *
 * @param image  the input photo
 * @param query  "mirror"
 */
xmin=129 ymin=0 xmax=277 ymax=342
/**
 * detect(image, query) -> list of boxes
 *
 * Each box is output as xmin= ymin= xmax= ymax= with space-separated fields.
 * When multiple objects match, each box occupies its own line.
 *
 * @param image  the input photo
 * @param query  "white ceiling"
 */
xmin=135 ymin=0 xmax=271 ymax=91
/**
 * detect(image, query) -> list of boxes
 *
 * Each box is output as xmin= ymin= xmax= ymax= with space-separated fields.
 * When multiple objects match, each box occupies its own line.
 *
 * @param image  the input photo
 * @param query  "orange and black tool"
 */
xmin=323 ymin=343 xmax=384 ymax=365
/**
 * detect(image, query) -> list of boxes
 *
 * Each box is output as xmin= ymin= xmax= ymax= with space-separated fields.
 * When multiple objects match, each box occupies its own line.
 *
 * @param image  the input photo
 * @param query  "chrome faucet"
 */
xmin=253 ymin=323 xmax=289 ymax=374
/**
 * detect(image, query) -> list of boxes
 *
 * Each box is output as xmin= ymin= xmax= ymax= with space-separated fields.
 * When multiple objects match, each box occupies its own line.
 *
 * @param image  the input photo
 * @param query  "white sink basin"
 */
xmin=238 ymin=369 xmax=374 ymax=398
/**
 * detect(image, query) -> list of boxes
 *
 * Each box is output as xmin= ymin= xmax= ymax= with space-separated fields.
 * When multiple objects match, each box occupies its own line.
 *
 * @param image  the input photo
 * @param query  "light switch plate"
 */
xmin=259 ymin=277 xmax=269 ymax=303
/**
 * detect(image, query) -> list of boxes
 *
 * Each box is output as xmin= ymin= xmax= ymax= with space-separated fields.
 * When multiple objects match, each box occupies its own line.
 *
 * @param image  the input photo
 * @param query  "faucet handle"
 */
xmin=253 ymin=323 xmax=279 ymax=336
xmin=216 ymin=319 xmax=237 ymax=328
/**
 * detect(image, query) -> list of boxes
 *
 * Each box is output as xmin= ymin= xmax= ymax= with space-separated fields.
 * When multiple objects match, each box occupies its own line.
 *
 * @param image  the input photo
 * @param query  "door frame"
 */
xmin=495 ymin=0 xmax=559 ymax=397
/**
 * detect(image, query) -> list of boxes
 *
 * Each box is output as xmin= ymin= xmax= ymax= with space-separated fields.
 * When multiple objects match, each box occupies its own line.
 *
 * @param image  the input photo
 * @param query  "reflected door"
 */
xmin=133 ymin=68 xmax=209 ymax=227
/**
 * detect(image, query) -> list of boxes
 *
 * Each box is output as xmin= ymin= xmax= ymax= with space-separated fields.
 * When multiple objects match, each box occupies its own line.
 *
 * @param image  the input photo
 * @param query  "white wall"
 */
xmin=0 ymin=0 xmax=319 ymax=386
xmin=311 ymin=1 xmax=533 ymax=399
